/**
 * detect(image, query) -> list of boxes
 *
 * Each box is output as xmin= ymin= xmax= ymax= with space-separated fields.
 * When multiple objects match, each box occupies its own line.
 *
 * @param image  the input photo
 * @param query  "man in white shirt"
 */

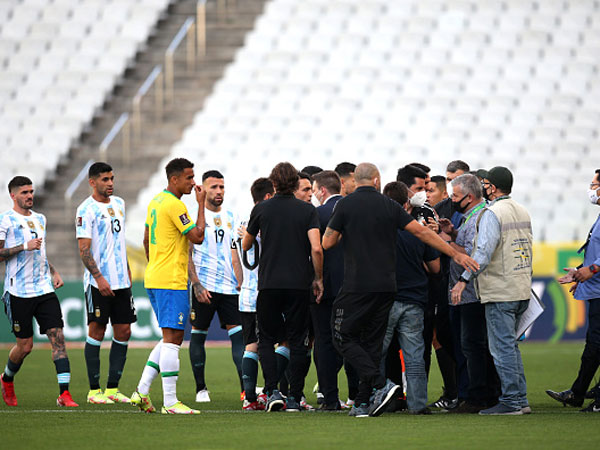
xmin=76 ymin=162 xmax=135 ymax=405
xmin=0 ymin=176 xmax=77 ymax=408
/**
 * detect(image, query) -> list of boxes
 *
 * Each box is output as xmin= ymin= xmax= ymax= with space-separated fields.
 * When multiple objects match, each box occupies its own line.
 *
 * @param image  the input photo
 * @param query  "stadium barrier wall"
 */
xmin=0 ymin=243 xmax=589 ymax=343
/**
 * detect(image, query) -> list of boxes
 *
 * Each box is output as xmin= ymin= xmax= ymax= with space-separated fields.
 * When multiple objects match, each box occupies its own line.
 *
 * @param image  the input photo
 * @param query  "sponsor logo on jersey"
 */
xmin=180 ymin=213 xmax=191 ymax=226
xmin=76 ymin=216 xmax=83 ymax=227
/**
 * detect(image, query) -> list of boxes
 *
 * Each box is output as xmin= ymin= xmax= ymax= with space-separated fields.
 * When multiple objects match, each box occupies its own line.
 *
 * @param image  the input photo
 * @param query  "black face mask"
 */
xmin=452 ymin=194 xmax=469 ymax=213
xmin=482 ymin=187 xmax=491 ymax=201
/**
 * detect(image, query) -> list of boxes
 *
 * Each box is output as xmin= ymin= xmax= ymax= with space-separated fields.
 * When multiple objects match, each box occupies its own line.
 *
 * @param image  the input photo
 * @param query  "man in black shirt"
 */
xmin=243 ymin=162 xmax=323 ymax=412
xmin=323 ymin=163 xmax=478 ymax=418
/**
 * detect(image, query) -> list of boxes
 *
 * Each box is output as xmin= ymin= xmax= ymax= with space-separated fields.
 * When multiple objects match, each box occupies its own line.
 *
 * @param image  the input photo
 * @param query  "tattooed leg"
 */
xmin=46 ymin=328 xmax=68 ymax=361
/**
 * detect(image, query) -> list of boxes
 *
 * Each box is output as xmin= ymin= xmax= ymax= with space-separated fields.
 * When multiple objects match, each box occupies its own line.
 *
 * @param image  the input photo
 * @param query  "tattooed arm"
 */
xmin=0 ymin=238 xmax=42 ymax=262
xmin=321 ymin=227 xmax=342 ymax=250
xmin=46 ymin=327 xmax=68 ymax=360
xmin=48 ymin=262 xmax=64 ymax=289
xmin=78 ymin=238 xmax=114 ymax=296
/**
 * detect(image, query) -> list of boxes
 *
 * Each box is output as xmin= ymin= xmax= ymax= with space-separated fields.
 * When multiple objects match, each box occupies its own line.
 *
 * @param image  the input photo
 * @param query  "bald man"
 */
xmin=322 ymin=163 xmax=479 ymax=418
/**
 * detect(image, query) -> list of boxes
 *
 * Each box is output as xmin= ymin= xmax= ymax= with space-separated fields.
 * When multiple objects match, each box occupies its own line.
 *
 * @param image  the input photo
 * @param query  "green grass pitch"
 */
xmin=0 ymin=342 xmax=598 ymax=449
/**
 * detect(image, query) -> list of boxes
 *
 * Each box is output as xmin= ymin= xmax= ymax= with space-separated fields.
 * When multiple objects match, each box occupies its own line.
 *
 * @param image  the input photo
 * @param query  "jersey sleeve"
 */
xmin=423 ymin=244 xmax=440 ymax=262
xmin=307 ymin=207 xmax=319 ymax=230
xmin=0 ymin=214 xmax=8 ymax=241
xmin=75 ymin=205 xmax=93 ymax=239
xmin=247 ymin=204 xmax=261 ymax=237
xmin=168 ymin=199 xmax=195 ymax=235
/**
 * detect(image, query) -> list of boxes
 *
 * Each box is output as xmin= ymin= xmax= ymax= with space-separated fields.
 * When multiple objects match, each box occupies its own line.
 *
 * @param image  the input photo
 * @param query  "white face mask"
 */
xmin=410 ymin=190 xmax=427 ymax=208
xmin=588 ymin=188 xmax=600 ymax=205
xmin=446 ymin=182 xmax=453 ymax=198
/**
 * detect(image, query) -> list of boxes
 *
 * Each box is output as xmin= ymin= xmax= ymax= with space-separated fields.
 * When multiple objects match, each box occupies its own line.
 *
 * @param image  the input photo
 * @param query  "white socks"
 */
xmin=160 ymin=343 xmax=181 ymax=407
xmin=137 ymin=340 xmax=162 ymax=395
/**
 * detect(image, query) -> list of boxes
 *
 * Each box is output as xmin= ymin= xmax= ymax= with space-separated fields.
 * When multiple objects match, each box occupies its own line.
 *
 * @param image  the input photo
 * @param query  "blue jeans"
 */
xmin=380 ymin=302 xmax=427 ymax=411
xmin=484 ymin=300 xmax=529 ymax=409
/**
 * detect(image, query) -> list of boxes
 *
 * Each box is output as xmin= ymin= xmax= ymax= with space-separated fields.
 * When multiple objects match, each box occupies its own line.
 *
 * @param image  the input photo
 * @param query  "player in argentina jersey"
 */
xmin=76 ymin=162 xmax=136 ymax=405
xmin=236 ymin=178 xmax=274 ymax=410
xmin=188 ymin=170 xmax=244 ymax=403
xmin=0 ymin=176 xmax=78 ymax=408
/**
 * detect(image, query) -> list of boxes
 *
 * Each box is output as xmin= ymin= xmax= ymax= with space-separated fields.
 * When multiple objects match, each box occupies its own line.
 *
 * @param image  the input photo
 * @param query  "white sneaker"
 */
xmin=195 ymin=389 xmax=211 ymax=403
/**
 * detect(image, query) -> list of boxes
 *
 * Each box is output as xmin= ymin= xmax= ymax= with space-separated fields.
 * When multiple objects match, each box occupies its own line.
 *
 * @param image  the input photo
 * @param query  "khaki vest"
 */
xmin=474 ymin=197 xmax=533 ymax=303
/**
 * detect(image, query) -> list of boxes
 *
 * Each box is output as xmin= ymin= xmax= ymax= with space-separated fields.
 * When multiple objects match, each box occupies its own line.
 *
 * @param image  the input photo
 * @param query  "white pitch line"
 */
xmin=0 ymin=409 xmax=246 ymax=414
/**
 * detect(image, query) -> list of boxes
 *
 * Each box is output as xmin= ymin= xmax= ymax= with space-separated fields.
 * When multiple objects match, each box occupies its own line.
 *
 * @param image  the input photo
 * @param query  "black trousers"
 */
xmin=456 ymin=302 xmax=500 ymax=405
xmin=310 ymin=296 xmax=340 ymax=405
xmin=571 ymin=298 xmax=600 ymax=398
xmin=331 ymin=291 xmax=394 ymax=405
xmin=257 ymin=289 xmax=309 ymax=399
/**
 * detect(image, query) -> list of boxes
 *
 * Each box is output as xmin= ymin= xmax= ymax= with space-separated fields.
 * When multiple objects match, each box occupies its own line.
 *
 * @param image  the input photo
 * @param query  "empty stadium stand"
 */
xmin=127 ymin=0 xmax=599 ymax=246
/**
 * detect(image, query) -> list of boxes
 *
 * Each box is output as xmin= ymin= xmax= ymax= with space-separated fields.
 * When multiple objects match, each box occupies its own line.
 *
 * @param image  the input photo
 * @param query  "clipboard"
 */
xmin=517 ymin=290 xmax=545 ymax=338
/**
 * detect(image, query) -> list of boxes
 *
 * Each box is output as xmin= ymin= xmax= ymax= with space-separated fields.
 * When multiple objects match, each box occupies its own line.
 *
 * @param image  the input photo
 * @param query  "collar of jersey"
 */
xmin=163 ymin=189 xmax=179 ymax=199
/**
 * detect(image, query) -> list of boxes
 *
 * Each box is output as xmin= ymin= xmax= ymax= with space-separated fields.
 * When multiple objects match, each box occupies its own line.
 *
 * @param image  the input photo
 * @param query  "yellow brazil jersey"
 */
xmin=144 ymin=190 xmax=195 ymax=290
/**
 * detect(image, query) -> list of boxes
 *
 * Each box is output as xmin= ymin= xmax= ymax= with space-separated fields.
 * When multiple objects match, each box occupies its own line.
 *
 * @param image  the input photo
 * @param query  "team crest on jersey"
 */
xmin=26 ymin=221 xmax=36 ymax=231
xmin=227 ymin=222 xmax=232 ymax=229
xmin=107 ymin=207 xmax=116 ymax=218
xmin=13 ymin=322 xmax=20 ymax=333
xmin=178 ymin=312 xmax=184 ymax=325
xmin=214 ymin=217 xmax=222 ymax=227
xmin=179 ymin=214 xmax=191 ymax=226
xmin=190 ymin=309 xmax=196 ymax=321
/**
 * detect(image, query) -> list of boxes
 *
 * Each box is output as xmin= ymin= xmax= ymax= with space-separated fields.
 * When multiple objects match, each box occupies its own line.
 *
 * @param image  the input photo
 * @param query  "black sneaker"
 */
xmin=545 ymin=389 xmax=584 ymax=407
xmin=318 ymin=402 xmax=342 ymax=411
xmin=286 ymin=396 xmax=301 ymax=412
xmin=448 ymin=401 xmax=486 ymax=414
xmin=428 ymin=395 xmax=458 ymax=410
xmin=580 ymin=401 xmax=600 ymax=413
xmin=385 ymin=395 xmax=407 ymax=413
xmin=266 ymin=390 xmax=285 ymax=412
xmin=369 ymin=379 xmax=401 ymax=417
xmin=348 ymin=403 xmax=369 ymax=418
xmin=585 ymin=384 xmax=600 ymax=399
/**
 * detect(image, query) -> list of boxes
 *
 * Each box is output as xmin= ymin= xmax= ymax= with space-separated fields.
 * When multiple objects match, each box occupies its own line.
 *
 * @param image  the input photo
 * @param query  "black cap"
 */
xmin=482 ymin=166 xmax=513 ymax=192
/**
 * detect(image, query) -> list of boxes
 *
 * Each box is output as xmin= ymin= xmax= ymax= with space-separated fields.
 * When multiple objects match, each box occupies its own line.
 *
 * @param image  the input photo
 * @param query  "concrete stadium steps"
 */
xmin=34 ymin=0 xmax=268 ymax=280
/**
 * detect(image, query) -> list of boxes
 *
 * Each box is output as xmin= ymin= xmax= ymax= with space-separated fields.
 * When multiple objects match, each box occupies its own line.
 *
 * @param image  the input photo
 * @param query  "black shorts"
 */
xmin=86 ymin=286 xmax=137 ymax=326
xmin=190 ymin=291 xmax=241 ymax=330
xmin=240 ymin=311 xmax=258 ymax=346
xmin=4 ymin=292 xmax=64 ymax=339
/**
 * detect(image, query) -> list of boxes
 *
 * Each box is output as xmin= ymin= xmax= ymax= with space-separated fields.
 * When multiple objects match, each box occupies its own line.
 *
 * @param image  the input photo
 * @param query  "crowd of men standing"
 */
xmin=1 ymin=159 xmax=600 ymax=417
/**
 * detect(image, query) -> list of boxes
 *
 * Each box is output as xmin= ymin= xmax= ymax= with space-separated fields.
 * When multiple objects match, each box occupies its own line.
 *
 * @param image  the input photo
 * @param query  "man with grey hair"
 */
xmin=440 ymin=174 xmax=500 ymax=413
xmin=450 ymin=167 xmax=532 ymax=415
xmin=322 ymin=163 xmax=479 ymax=418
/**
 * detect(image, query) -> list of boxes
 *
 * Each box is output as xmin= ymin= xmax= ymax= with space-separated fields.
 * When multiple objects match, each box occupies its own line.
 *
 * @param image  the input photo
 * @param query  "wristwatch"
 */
xmin=458 ymin=276 xmax=469 ymax=284
xmin=590 ymin=264 xmax=600 ymax=275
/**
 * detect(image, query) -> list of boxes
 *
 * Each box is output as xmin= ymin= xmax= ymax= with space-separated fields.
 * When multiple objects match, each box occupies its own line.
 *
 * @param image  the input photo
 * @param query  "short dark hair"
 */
xmin=409 ymin=162 xmax=430 ymax=174
xmin=595 ymin=169 xmax=600 ymax=177
xmin=430 ymin=175 xmax=446 ymax=191
xmin=88 ymin=162 xmax=112 ymax=179
xmin=165 ymin=158 xmax=194 ymax=179
xmin=202 ymin=170 xmax=224 ymax=182
xmin=269 ymin=162 xmax=299 ymax=195
xmin=312 ymin=170 xmax=341 ymax=195
xmin=8 ymin=176 xmax=33 ymax=193
xmin=396 ymin=164 xmax=427 ymax=188
xmin=298 ymin=171 xmax=312 ymax=182
xmin=446 ymin=160 xmax=470 ymax=173
xmin=383 ymin=181 xmax=408 ymax=206
xmin=301 ymin=166 xmax=323 ymax=177
xmin=250 ymin=177 xmax=274 ymax=203
xmin=335 ymin=162 xmax=356 ymax=178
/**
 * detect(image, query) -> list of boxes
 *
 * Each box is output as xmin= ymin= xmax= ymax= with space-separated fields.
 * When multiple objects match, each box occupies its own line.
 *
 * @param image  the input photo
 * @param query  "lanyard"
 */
xmin=460 ymin=202 xmax=486 ymax=228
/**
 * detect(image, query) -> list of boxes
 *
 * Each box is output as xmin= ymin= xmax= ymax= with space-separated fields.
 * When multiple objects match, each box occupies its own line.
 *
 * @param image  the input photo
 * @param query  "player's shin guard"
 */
xmin=190 ymin=330 xmax=207 ymax=392
xmin=138 ymin=340 xmax=162 ymax=395
xmin=84 ymin=336 xmax=102 ymax=390
xmin=54 ymin=357 xmax=71 ymax=394
xmin=107 ymin=338 xmax=128 ymax=389
xmin=228 ymin=326 xmax=244 ymax=391
xmin=242 ymin=351 xmax=259 ymax=402
xmin=160 ymin=343 xmax=181 ymax=407
xmin=3 ymin=358 xmax=22 ymax=383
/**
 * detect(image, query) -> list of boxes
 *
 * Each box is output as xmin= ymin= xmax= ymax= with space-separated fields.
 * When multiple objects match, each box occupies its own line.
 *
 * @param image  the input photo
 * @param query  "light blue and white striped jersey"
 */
xmin=192 ymin=208 xmax=239 ymax=295
xmin=235 ymin=219 xmax=260 ymax=313
xmin=75 ymin=196 xmax=130 ymax=290
xmin=0 ymin=209 xmax=54 ymax=298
